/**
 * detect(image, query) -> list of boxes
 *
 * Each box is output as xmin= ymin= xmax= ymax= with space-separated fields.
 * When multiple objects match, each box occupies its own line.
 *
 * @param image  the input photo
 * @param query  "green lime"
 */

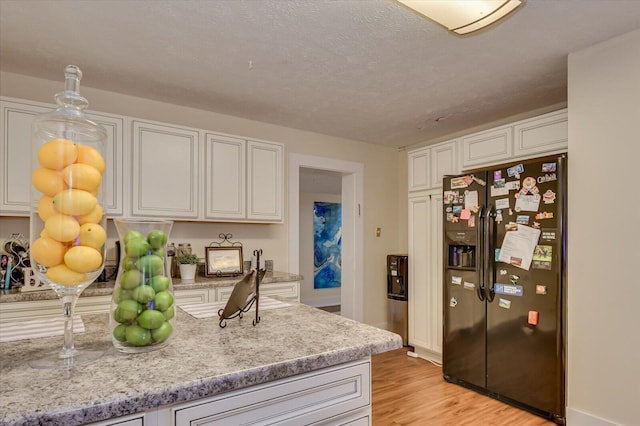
xmin=147 ymin=230 xmax=168 ymax=250
xmin=121 ymin=270 xmax=143 ymax=290
xmin=125 ymin=324 xmax=151 ymax=347
xmin=123 ymin=230 xmax=144 ymax=245
xmin=133 ymin=284 xmax=155 ymax=304
xmin=113 ymin=324 xmax=127 ymax=341
xmin=112 ymin=287 xmax=133 ymax=304
xmin=150 ymin=275 xmax=170 ymax=293
xmin=152 ymin=247 xmax=165 ymax=258
xmin=151 ymin=321 xmax=173 ymax=343
xmin=121 ymin=256 xmax=137 ymax=271
xmin=162 ymin=306 xmax=175 ymax=321
xmin=113 ymin=299 xmax=142 ymax=323
xmin=125 ymin=238 xmax=150 ymax=258
xmin=154 ymin=291 xmax=174 ymax=312
xmin=137 ymin=309 xmax=166 ymax=329
xmin=136 ymin=254 xmax=164 ymax=277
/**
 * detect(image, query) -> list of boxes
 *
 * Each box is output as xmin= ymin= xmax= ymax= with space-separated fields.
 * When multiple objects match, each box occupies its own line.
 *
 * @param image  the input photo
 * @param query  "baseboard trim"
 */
xmin=566 ymin=407 xmax=620 ymax=426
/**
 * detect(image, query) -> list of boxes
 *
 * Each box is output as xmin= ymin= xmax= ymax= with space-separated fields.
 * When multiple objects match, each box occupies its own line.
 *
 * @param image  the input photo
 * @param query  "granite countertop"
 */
xmin=0 ymin=271 xmax=303 ymax=303
xmin=0 ymin=302 xmax=402 ymax=425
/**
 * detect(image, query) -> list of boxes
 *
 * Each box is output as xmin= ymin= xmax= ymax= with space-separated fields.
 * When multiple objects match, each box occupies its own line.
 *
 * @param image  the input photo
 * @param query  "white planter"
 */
xmin=179 ymin=264 xmax=197 ymax=282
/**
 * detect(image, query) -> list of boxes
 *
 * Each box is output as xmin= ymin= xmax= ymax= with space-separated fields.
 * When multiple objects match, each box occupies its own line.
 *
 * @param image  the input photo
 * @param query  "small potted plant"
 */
xmin=175 ymin=253 xmax=199 ymax=282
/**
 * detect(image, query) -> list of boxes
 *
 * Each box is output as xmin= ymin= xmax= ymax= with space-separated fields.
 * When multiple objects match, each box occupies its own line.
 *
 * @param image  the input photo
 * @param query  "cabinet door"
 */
xmin=429 ymin=141 xmax=458 ymax=189
xmin=204 ymin=133 xmax=245 ymax=220
xmin=461 ymin=125 xmax=512 ymax=169
xmin=0 ymin=99 xmax=49 ymax=215
xmin=408 ymin=192 xmax=443 ymax=358
xmin=0 ymin=97 xmax=124 ymax=217
xmin=247 ymin=140 xmax=283 ymax=222
xmin=408 ymin=147 xmax=430 ymax=192
xmin=85 ymin=111 xmax=125 ymax=216
xmin=131 ymin=120 xmax=200 ymax=218
xmin=408 ymin=195 xmax=429 ymax=350
xmin=513 ymin=109 xmax=568 ymax=157
xmin=427 ymin=193 xmax=443 ymax=355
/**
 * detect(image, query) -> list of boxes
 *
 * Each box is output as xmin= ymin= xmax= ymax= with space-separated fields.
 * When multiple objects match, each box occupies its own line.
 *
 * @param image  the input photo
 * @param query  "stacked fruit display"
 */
xmin=110 ymin=225 xmax=175 ymax=351
xmin=30 ymin=137 xmax=106 ymax=287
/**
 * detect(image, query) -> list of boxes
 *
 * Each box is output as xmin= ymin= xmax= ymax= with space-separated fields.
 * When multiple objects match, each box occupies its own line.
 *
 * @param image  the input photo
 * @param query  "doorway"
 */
xmin=288 ymin=154 xmax=364 ymax=321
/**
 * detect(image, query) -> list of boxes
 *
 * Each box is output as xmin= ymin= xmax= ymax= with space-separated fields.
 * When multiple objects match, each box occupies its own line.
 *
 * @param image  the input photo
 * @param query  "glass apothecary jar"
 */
xmin=110 ymin=219 xmax=176 ymax=353
xmin=29 ymin=65 xmax=108 ymax=369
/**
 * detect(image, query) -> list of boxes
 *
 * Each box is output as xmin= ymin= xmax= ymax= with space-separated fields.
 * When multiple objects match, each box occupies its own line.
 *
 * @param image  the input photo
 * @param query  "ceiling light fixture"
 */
xmin=397 ymin=0 xmax=523 ymax=35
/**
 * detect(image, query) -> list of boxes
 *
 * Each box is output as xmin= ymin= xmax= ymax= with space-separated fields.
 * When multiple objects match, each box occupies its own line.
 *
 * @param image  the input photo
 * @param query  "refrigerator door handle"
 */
xmin=484 ymin=204 xmax=496 ymax=303
xmin=477 ymin=204 xmax=486 ymax=302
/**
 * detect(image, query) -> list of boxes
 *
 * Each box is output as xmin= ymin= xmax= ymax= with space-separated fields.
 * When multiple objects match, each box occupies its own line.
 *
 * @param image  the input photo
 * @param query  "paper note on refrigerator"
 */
xmin=515 ymin=195 xmax=540 ymax=212
xmin=497 ymin=224 xmax=541 ymax=270
xmin=464 ymin=190 xmax=478 ymax=211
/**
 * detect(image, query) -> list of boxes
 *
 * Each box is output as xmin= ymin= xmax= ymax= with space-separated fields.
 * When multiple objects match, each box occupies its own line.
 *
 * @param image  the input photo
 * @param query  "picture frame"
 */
xmin=205 ymin=246 xmax=243 ymax=277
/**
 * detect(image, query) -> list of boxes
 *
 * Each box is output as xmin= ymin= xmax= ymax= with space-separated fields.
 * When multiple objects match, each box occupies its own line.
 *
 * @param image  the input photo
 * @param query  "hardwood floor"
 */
xmin=371 ymin=348 xmax=555 ymax=425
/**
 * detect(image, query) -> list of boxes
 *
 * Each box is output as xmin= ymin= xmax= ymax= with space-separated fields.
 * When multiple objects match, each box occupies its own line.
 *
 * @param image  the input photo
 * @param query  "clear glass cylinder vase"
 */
xmin=110 ymin=219 xmax=176 ymax=353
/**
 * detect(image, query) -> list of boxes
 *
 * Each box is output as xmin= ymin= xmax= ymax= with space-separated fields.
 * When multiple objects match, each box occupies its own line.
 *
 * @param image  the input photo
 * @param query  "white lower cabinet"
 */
xmin=216 ymin=281 xmax=300 ymax=303
xmin=408 ymin=192 xmax=443 ymax=363
xmin=170 ymin=358 xmax=370 ymax=425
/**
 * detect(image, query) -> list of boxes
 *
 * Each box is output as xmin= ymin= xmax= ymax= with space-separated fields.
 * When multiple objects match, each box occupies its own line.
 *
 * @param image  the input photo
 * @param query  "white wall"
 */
xmin=299 ymin=192 xmax=341 ymax=307
xmin=0 ymin=71 xmax=403 ymax=328
xmin=567 ymin=29 xmax=640 ymax=426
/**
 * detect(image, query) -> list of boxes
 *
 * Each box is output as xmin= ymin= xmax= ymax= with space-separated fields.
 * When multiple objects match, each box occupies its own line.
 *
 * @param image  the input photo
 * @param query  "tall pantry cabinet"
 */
xmin=407 ymin=109 xmax=568 ymax=363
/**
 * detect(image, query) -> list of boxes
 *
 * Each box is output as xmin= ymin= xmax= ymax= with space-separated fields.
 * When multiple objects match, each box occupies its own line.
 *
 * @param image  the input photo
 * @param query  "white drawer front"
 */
xmin=173 ymin=359 xmax=370 ymax=426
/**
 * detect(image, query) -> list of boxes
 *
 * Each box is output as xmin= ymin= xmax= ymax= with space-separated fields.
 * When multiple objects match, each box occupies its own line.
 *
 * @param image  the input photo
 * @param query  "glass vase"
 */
xmin=28 ymin=65 xmax=107 ymax=369
xmin=110 ymin=219 xmax=176 ymax=353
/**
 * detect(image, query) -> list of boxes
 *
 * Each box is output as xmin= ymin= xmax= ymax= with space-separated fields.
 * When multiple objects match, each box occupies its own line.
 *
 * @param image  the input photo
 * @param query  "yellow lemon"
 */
xmin=46 ymin=264 xmax=88 ymax=286
xmin=79 ymin=223 xmax=107 ymax=249
xmin=38 ymin=138 xmax=78 ymax=170
xmin=37 ymin=195 xmax=57 ymax=221
xmin=45 ymin=213 xmax=80 ymax=242
xmin=76 ymin=144 xmax=106 ymax=174
xmin=31 ymin=237 xmax=67 ymax=267
xmin=64 ymin=245 xmax=103 ymax=273
xmin=77 ymin=203 xmax=104 ymax=225
xmin=52 ymin=189 xmax=98 ymax=216
xmin=31 ymin=168 xmax=66 ymax=197
xmin=61 ymin=163 xmax=102 ymax=192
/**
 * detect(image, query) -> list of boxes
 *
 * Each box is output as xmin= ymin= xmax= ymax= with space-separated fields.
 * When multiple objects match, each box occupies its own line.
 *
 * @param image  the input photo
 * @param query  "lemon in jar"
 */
xmin=77 ymin=203 xmax=103 ymax=225
xmin=38 ymin=138 xmax=77 ymax=170
xmin=31 ymin=236 xmax=67 ymax=267
xmin=46 ymin=264 xmax=88 ymax=286
xmin=79 ymin=223 xmax=106 ymax=250
xmin=32 ymin=168 xmax=66 ymax=197
xmin=37 ymin=195 xmax=57 ymax=221
xmin=76 ymin=144 xmax=106 ymax=174
xmin=45 ymin=214 xmax=80 ymax=243
xmin=52 ymin=189 xmax=98 ymax=216
xmin=64 ymin=246 xmax=102 ymax=273
xmin=61 ymin=163 xmax=102 ymax=192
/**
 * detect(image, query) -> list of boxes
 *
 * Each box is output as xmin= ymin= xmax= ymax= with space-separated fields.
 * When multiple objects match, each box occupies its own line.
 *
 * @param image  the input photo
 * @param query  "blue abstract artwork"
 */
xmin=313 ymin=202 xmax=342 ymax=289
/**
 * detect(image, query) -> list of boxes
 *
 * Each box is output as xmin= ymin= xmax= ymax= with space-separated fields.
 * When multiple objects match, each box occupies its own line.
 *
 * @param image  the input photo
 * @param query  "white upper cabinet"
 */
xmin=429 ymin=140 xmax=458 ymax=189
xmin=408 ymin=147 xmax=430 ymax=192
xmin=131 ymin=120 xmax=200 ymax=219
xmin=204 ymin=133 xmax=246 ymax=220
xmin=0 ymin=97 xmax=124 ymax=216
xmin=513 ymin=109 xmax=568 ymax=157
xmin=461 ymin=125 xmax=513 ymax=169
xmin=408 ymin=139 xmax=458 ymax=192
xmin=247 ymin=140 xmax=283 ymax=222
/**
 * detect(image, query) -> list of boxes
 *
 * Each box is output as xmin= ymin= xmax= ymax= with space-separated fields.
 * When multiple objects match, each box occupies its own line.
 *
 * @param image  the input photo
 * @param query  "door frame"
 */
xmin=288 ymin=154 xmax=364 ymax=321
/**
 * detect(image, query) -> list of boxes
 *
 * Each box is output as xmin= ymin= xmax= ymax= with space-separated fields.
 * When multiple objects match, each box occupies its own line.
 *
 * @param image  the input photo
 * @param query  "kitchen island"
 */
xmin=0 ymin=301 xmax=401 ymax=425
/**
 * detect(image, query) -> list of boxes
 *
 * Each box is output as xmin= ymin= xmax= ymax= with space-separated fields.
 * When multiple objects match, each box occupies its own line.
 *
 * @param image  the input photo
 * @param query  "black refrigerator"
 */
xmin=442 ymin=154 xmax=566 ymax=424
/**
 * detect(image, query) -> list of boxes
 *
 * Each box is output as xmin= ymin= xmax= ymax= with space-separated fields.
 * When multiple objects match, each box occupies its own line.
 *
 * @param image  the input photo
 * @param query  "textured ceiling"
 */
xmin=1 ymin=0 xmax=639 ymax=149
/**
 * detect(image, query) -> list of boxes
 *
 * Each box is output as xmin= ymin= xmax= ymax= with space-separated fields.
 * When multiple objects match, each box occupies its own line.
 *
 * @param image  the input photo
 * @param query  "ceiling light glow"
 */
xmin=398 ymin=0 xmax=523 ymax=35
